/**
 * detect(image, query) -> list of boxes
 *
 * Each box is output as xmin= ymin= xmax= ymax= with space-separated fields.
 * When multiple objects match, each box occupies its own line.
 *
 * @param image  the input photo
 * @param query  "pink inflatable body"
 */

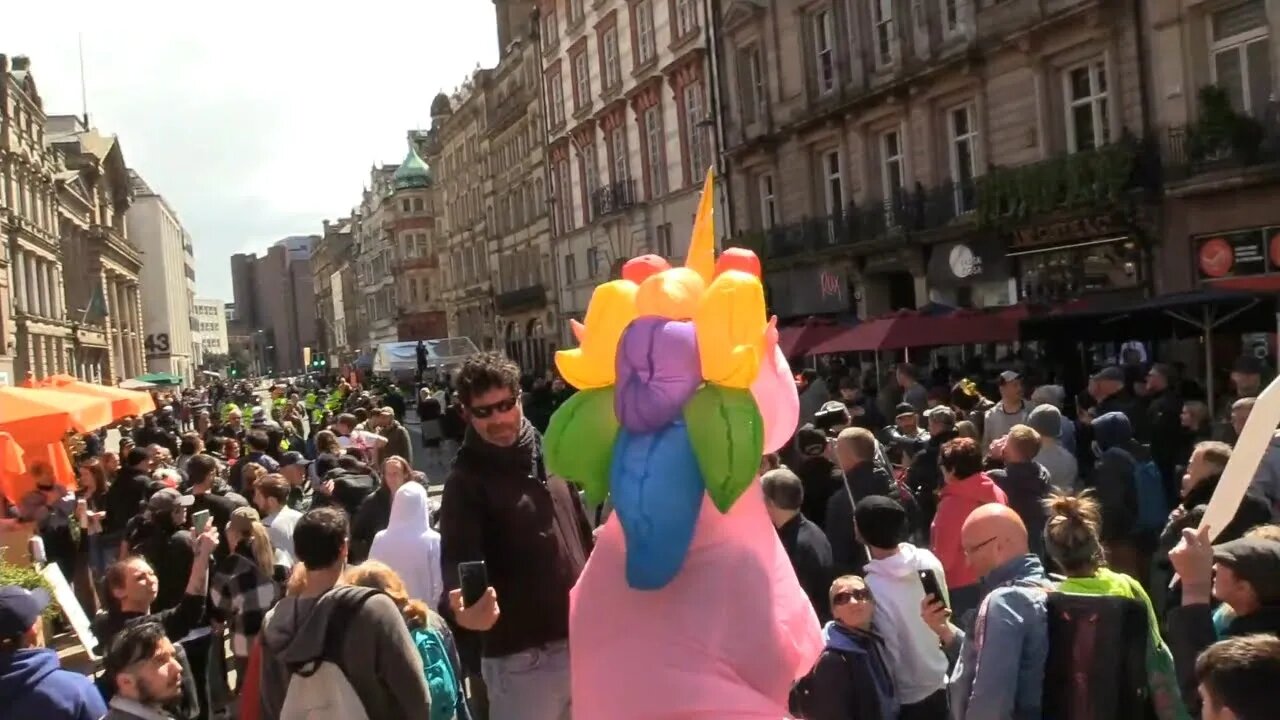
xmin=570 ymin=483 xmax=823 ymax=719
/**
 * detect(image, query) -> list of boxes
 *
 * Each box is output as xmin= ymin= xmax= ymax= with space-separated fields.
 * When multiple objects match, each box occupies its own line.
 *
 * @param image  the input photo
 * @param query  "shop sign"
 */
xmin=1007 ymin=211 xmax=1132 ymax=253
xmin=1194 ymin=228 xmax=1279 ymax=280
xmin=863 ymin=250 xmax=907 ymax=273
xmin=927 ymin=237 xmax=1009 ymax=288
xmin=765 ymin=266 xmax=848 ymax=317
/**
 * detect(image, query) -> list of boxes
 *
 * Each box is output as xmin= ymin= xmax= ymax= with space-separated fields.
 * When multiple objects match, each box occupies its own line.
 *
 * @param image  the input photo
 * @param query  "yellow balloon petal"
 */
xmin=555 ymin=280 xmax=638 ymax=389
xmin=684 ymin=169 xmax=717 ymax=285
xmin=694 ymin=270 xmax=767 ymax=388
xmin=634 ymin=267 xmax=706 ymax=320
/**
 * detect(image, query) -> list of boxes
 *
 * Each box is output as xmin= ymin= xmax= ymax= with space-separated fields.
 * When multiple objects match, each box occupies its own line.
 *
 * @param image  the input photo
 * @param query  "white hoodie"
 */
xmin=863 ymin=542 xmax=949 ymax=704
xmin=369 ymin=482 xmax=444 ymax=606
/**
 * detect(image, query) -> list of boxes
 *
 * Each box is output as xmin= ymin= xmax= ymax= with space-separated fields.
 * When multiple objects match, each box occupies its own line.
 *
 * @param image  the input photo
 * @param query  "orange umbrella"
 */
xmin=0 ymin=387 xmax=113 ymax=446
xmin=41 ymin=373 xmax=157 ymax=420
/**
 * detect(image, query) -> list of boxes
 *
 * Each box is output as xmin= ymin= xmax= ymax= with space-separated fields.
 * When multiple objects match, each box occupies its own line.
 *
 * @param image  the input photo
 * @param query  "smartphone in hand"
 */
xmin=458 ymin=561 xmax=489 ymax=607
xmin=919 ymin=569 xmax=947 ymax=610
xmin=191 ymin=509 xmax=211 ymax=535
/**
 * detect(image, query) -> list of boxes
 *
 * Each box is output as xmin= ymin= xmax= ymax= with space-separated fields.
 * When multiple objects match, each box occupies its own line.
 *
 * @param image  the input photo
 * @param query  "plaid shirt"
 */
xmin=209 ymin=551 xmax=279 ymax=658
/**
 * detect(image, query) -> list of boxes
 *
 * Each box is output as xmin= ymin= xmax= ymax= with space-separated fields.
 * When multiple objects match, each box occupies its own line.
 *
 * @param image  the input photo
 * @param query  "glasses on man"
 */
xmin=962 ymin=536 xmax=998 ymax=556
xmin=467 ymin=396 xmax=518 ymax=419
xmin=831 ymin=588 xmax=872 ymax=606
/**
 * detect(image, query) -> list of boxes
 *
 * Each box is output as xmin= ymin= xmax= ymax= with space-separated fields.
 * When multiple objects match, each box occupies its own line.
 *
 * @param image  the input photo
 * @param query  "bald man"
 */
xmin=921 ymin=503 xmax=1052 ymax=719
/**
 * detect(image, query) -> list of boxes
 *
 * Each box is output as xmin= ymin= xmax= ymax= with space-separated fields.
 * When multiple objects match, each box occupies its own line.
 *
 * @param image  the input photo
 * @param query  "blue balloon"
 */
xmin=609 ymin=423 xmax=704 ymax=590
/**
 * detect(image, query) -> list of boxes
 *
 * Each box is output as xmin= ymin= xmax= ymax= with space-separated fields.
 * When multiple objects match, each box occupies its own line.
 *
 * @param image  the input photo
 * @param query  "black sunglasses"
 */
xmin=832 ymin=588 xmax=872 ymax=606
xmin=467 ymin=396 xmax=518 ymax=419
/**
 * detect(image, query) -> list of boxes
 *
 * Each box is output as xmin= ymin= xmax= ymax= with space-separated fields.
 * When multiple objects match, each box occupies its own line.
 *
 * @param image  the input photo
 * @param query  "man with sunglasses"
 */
xmin=439 ymin=352 xmax=594 ymax=720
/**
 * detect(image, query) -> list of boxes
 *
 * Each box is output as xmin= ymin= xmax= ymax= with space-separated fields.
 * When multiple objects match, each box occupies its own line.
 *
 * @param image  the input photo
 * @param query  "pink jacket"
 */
xmin=930 ymin=472 xmax=1008 ymax=589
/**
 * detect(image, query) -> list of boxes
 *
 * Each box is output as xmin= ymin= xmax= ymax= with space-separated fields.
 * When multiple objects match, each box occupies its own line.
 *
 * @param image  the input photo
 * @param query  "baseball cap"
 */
xmin=146 ymin=487 xmax=194 ymax=515
xmin=795 ymin=424 xmax=827 ymax=457
xmin=0 ymin=585 xmax=51 ymax=639
xmin=998 ymin=370 xmax=1021 ymax=385
xmin=1214 ymin=537 xmax=1280 ymax=604
xmin=1090 ymin=366 xmax=1125 ymax=383
xmin=894 ymin=402 xmax=916 ymax=419
xmin=279 ymin=451 xmax=311 ymax=468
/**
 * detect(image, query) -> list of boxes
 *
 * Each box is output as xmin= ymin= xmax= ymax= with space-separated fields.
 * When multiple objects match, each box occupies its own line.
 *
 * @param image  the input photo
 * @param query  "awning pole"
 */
xmin=1205 ymin=304 xmax=1216 ymax=417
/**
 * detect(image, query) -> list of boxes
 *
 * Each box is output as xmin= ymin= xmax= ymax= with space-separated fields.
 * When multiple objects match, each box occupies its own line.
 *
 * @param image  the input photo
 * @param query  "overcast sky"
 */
xmin=1 ymin=1 xmax=497 ymax=303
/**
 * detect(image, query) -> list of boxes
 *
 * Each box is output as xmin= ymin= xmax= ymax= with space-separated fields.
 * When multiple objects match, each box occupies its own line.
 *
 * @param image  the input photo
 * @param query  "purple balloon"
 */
xmin=615 ymin=317 xmax=701 ymax=433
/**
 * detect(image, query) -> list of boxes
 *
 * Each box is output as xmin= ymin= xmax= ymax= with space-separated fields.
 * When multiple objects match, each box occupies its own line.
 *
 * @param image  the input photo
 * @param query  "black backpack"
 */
xmin=1042 ymin=593 xmax=1155 ymax=720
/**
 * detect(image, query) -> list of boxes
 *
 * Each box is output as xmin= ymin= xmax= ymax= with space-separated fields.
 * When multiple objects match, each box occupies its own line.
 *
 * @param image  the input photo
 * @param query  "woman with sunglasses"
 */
xmin=793 ymin=575 xmax=897 ymax=720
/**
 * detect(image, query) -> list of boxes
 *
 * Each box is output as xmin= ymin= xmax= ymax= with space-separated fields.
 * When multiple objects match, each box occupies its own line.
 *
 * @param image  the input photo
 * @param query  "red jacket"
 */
xmin=929 ymin=472 xmax=1008 ymax=589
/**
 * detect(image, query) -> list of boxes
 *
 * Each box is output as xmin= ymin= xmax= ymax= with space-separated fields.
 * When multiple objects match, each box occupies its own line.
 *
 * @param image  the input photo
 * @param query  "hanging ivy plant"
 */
xmin=978 ymin=141 xmax=1137 ymax=227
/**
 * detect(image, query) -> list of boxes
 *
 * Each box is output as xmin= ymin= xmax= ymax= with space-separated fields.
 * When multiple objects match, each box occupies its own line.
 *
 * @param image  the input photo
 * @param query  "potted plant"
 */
xmin=1188 ymin=85 xmax=1265 ymax=163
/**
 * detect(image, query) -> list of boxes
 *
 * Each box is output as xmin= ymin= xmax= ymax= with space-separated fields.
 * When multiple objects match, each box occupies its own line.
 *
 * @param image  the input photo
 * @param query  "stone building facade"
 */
xmin=540 ymin=0 xmax=720 ymax=345
xmin=488 ymin=3 xmax=556 ymax=376
xmin=390 ymin=138 xmax=447 ymax=343
xmin=47 ymin=115 xmax=140 ymax=383
xmin=353 ymin=165 xmax=401 ymax=352
xmin=718 ymin=0 xmax=1153 ymax=319
xmin=128 ymin=170 xmax=197 ymax=384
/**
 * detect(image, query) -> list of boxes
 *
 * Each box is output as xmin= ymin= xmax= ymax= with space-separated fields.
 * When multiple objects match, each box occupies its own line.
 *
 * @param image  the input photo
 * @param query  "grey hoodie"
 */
xmin=258 ymin=584 xmax=431 ymax=720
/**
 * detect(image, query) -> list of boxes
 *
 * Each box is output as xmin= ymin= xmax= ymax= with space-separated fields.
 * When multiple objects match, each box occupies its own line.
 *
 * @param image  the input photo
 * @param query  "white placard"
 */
xmin=40 ymin=564 xmax=100 ymax=661
xmin=1200 ymin=374 xmax=1280 ymax=540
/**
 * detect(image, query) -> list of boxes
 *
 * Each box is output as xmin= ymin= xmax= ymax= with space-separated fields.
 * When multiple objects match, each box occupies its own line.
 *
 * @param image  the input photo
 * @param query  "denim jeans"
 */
xmin=480 ymin=640 xmax=571 ymax=720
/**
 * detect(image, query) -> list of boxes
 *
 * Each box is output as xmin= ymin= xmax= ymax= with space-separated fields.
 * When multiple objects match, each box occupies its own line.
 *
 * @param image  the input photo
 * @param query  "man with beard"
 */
xmin=438 ymin=352 xmax=594 ymax=720
xmin=103 ymin=622 xmax=186 ymax=719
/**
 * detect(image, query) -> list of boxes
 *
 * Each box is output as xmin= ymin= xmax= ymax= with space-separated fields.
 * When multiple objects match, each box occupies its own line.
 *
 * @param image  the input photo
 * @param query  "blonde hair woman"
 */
xmin=346 ymin=561 xmax=471 ymax=719
xmin=1042 ymin=492 xmax=1188 ymax=720
xmin=210 ymin=506 xmax=280 ymax=686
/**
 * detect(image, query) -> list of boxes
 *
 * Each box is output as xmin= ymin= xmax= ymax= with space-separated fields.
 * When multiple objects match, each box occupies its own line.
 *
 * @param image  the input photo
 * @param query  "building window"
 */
xmin=822 ymin=150 xmax=843 ymax=216
xmin=564 ymin=252 xmax=577 ymax=284
xmin=758 ymin=173 xmax=777 ymax=229
xmin=543 ymin=8 xmax=559 ymax=45
xmin=872 ymin=0 xmax=895 ymax=66
xmin=413 ymin=197 xmax=425 ymax=211
xmin=580 ymin=143 xmax=599 ymax=222
xmin=602 ymin=26 xmax=621 ymax=91
xmin=634 ymin=0 xmax=656 ymax=66
xmin=572 ymin=49 xmax=591 ymax=111
xmin=675 ymin=0 xmax=697 ymax=38
xmin=683 ymin=82 xmax=708 ymax=184
xmin=942 ymin=0 xmax=959 ymax=33
xmin=610 ymin=126 xmax=629 ymax=184
xmin=586 ymin=246 xmax=600 ymax=277
xmin=737 ymin=45 xmax=765 ymax=123
xmin=881 ymin=128 xmax=905 ymax=225
xmin=643 ymin=105 xmax=667 ymax=199
xmin=1065 ymin=60 xmax=1110 ymax=152
xmin=1210 ymin=1 xmax=1272 ymax=115
xmin=548 ymin=71 xmax=566 ymax=126
xmin=948 ymin=104 xmax=978 ymax=213
xmin=401 ymin=199 xmax=411 ymax=212
xmin=813 ymin=9 xmax=837 ymax=94
xmin=569 ymin=0 xmax=584 ymax=25
xmin=656 ymin=223 xmax=674 ymax=257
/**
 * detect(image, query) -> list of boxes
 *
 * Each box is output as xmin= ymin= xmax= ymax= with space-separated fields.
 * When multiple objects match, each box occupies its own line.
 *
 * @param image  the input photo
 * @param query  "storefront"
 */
xmin=1005 ymin=210 xmax=1148 ymax=303
xmin=1193 ymin=226 xmax=1280 ymax=290
xmin=925 ymin=236 xmax=1014 ymax=308
xmin=764 ymin=264 xmax=851 ymax=319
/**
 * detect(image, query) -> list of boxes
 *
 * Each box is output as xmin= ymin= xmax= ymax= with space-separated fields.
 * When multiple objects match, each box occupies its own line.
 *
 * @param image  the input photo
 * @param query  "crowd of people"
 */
xmin=1 ymin=348 xmax=1280 ymax=719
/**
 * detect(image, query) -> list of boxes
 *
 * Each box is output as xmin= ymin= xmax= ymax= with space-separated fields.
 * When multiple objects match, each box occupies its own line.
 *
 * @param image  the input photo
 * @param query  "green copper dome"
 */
xmin=393 ymin=143 xmax=432 ymax=190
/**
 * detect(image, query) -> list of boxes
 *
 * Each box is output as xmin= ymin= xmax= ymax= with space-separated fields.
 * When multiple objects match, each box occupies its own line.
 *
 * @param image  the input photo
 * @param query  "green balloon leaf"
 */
xmin=544 ymin=387 xmax=619 ymax=504
xmin=683 ymin=384 xmax=764 ymax=513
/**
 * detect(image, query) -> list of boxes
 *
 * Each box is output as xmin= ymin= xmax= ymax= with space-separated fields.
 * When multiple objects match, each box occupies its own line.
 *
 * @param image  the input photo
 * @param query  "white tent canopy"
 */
xmin=372 ymin=337 xmax=480 ymax=374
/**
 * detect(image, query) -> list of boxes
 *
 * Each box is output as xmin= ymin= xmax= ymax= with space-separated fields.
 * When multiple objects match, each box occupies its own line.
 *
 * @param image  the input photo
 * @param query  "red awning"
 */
xmin=778 ymin=318 xmax=854 ymax=357
xmin=805 ymin=305 xmax=1026 ymax=353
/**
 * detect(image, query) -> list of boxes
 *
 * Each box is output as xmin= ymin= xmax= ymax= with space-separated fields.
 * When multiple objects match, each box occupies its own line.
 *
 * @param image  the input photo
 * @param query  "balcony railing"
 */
xmin=732 ymin=140 xmax=1156 ymax=262
xmin=590 ymin=179 xmax=636 ymax=219
xmin=495 ymin=283 xmax=548 ymax=314
xmin=1163 ymin=122 xmax=1280 ymax=184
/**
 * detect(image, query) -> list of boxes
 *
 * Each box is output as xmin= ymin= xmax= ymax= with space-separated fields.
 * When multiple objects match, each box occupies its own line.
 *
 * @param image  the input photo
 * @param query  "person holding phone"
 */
xmin=856 ymin=496 xmax=950 ymax=719
xmin=439 ymin=353 xmax=593 ymax=720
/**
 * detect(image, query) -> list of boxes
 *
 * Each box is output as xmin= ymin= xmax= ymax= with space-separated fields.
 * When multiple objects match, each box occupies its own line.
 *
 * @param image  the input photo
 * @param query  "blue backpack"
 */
xmin=412 ymin=625 xmax=463 ymax=720
xmin=1110 ymin=447 xmax=1167 ymax=533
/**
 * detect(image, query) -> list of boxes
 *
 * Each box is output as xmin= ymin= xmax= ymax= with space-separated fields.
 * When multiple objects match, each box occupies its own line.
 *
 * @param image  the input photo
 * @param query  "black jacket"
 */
xmin=103 ymin=468 xmax=151 ymax=535
xmin=988 ymin=461 xmax=1051 ymax=557
xmin=793 ymin=455 xmax=844 ymax=532
xmin=437 ymin=419 xmax=593 ymax=657
xmin=1086 ymin=442 xmax=1143 ymax=542
xmin=824 ymin=462 xmax=894 ymax=577
xmin=1168 ymin=603 xmax=1280 ymax=715
xmin=777 ymin=513 xmax=834 ymax=623
xmin=906 ymin=429 xmax=958 ymax=542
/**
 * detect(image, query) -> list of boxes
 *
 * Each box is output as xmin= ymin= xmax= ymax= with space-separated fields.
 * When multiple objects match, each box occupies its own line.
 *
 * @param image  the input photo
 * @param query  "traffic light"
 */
xmin=310 ymin=352 xmax=327 ymax=370
xmin=228 ymin=363 xmax=240 ymax=378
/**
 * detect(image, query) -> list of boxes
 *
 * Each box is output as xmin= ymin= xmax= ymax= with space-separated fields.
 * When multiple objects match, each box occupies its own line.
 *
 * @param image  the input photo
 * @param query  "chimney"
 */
xmin=11 ymin=56 xmax=30 ymax=72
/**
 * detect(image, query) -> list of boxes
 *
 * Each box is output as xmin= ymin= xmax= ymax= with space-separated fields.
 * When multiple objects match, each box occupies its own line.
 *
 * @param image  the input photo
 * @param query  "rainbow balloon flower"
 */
xmin=545 ymin=170 xmax=800 ymax=590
